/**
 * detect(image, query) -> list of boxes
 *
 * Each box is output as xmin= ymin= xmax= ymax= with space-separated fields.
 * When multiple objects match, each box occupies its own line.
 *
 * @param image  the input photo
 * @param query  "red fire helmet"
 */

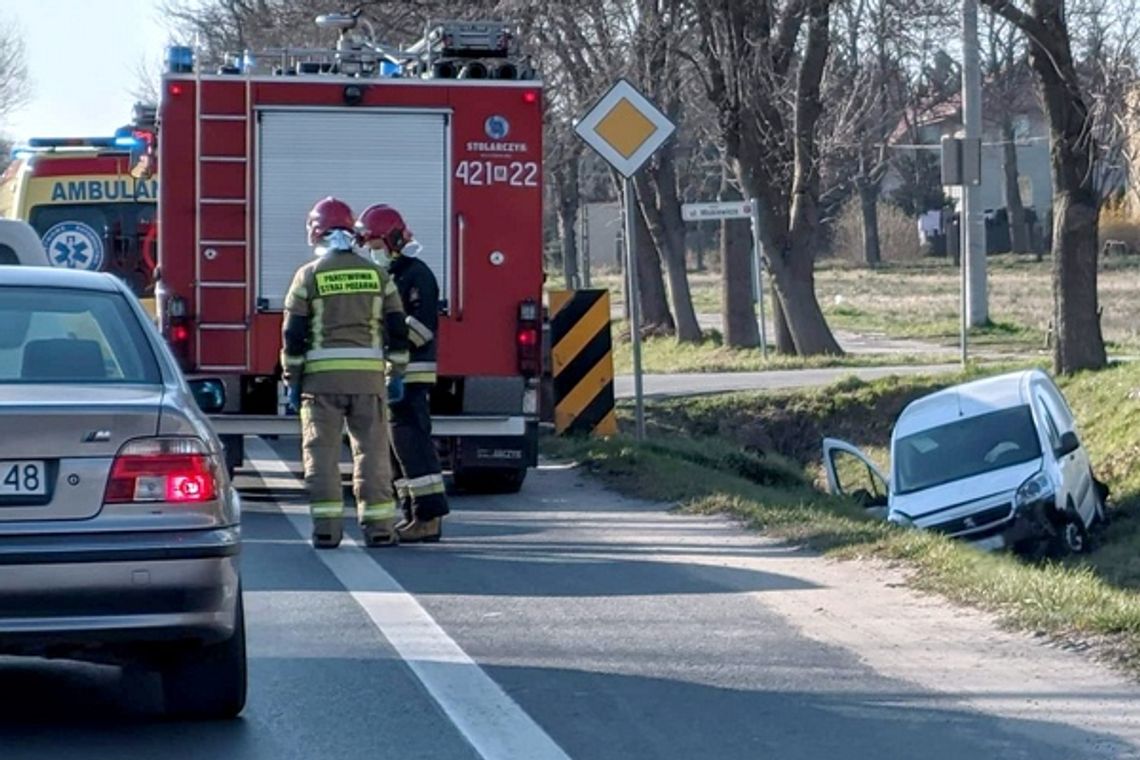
xmin=307 ymin=196 xmax=355 ymax=246
xmin=355 ymin=203 xmax=412 ymax=252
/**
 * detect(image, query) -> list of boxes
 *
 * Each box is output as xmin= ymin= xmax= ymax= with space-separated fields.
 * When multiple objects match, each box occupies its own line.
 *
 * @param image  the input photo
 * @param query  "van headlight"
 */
xmin=1015 ymin=471 xmax=1054 ymax=510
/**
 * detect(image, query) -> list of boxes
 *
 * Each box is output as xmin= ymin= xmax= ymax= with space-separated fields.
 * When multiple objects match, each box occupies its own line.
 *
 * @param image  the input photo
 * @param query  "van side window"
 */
xmin=1041 ymin=381 xmax=1075 ymax=429
xmin=1035 ymin=391 xmax=1062 ymax=449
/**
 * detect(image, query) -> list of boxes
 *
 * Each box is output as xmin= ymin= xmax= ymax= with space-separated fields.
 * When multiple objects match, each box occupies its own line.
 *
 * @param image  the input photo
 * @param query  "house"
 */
xmin=883 ymin=76 xmax=1053 ymax=251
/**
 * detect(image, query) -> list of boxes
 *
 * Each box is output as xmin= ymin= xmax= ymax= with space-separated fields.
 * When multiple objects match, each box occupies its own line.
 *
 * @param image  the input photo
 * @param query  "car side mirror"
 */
xmin=1056 ymin=431 xmax=1080 ymax=457
xmin=189 ymin=378 xmax=226 ymax=414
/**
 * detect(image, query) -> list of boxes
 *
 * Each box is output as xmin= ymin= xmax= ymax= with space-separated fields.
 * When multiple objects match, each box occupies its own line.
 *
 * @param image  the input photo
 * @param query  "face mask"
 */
xmin=366 ymin=247 xmax=390 ymax=269
xmin=314 ymin=229 xmax=355 ymax=256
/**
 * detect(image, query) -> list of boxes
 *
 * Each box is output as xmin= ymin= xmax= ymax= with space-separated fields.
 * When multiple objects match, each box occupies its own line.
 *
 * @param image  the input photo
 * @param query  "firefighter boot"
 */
xmin=362 ymin=518 xmax=400 ymax=547
xmin=312 ymin=518 xmax=344 ymax=549
xmin=397 ymin=517 xmax=442 ymax=544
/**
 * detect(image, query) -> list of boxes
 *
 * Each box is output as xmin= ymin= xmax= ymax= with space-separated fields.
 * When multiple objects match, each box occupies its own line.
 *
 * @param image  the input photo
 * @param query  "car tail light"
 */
xmin=105 ymin=437 xmax=219 ymax=504
xmin=517 ymin=298 xmax=541 ymax=376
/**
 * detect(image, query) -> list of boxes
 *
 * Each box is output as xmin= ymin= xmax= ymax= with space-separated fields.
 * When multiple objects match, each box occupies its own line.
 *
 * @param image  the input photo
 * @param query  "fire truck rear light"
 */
xmin=517 ymin=298 xmax=541 ymax=376
xmin=171 ymin=324 xmax=190 ymax=342
xmin=523 ymin=91 xmax=538 ymax=104
xmin=169 ymin=83 xmax=185 ymax=96
xmin=104 ymin=437 xmax=219 ymax=504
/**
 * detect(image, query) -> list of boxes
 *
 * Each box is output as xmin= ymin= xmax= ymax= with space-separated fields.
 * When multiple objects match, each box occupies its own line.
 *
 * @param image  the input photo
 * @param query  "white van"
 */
xmin=0 ymin=219 xmax=49 ymax=267
xmin=823 ymin=369 xmax=1107 ymax=555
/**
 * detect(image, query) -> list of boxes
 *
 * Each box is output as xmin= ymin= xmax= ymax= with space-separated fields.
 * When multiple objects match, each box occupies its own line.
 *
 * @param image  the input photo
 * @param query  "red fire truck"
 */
xmin=155 ymin=13 xmax=543 ymax=491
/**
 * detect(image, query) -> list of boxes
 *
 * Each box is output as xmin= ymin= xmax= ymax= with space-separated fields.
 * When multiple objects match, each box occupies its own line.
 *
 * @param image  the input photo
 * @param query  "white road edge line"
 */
xmin=245 ymin=436 xmax=571 ymax=760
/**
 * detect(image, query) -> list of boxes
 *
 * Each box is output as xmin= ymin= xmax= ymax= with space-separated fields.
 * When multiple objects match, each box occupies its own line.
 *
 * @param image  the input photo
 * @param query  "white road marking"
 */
xmin=245 ymin=436 xmax=570 ymax=760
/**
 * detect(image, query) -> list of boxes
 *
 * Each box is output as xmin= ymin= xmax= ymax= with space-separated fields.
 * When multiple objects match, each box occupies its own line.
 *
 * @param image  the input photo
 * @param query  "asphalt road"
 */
xmin=2 ymin=437 xmax=1137 ymax=759
xmin=615 ymin=363 xmax=959 ymax=399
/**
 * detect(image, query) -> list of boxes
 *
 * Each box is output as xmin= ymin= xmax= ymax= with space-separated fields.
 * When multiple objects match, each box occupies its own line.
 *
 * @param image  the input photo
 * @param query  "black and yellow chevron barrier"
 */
xmin=549 ymin=289 xmax=618 ymax=436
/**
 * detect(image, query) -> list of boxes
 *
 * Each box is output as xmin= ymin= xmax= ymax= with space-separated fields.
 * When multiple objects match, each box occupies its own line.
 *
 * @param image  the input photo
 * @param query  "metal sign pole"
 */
xmin=958 ymin=187 xmax=968 ymax=367
xmin=624 ymin=176 xmax=646 ymax=441
xmin=748 ymin=199 xmax=768 ymax=359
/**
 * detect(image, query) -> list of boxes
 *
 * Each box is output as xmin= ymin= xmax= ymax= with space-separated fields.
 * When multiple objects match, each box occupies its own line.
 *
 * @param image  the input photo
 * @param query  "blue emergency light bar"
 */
xmin=167 ymin=45 xmax=195 ymax=74
xmin=22 ymin=136 xmax=143 ymax=149
xmin=13 ymin=132 xmax=146 ymax=158
xmin=25 ymin=136 xmax=120 ymax=149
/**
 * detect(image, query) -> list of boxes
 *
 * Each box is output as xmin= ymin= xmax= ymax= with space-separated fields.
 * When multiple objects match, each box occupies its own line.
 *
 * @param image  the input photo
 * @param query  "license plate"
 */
xmin=0 ymin=461 xmax=47 ymax=497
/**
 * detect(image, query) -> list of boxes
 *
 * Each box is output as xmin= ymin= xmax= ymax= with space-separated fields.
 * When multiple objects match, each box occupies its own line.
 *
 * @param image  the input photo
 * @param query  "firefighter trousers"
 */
xmin=389 ymin=384 xmax=450 ymax=522
xmin=301 ymin=393 xmax=398 ymax=526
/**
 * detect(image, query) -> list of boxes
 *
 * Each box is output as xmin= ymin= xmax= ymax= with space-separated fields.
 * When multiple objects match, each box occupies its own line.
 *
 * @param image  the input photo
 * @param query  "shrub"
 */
xmin=830 ymin=196 xmax=924 ymax=264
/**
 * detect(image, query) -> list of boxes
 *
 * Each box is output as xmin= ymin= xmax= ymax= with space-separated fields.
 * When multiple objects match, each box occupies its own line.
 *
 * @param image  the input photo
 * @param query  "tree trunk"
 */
xmin=719 ymin=162 xmax=758 ymax=348
xmin=635 ymin=168 xmax=701 ymax=342
xmin=1025 ymin=11 xmax=1106 ymax=372
xmin=769 ymin=238 xmax=843 ymax=355
xmin=631 ymin=189 xmax=675 ymax=334
xmin=721 ymin=217 xmax=760 ymax=347
xmin=859 ymin=182 xmax=882 ymax=266
xmin=1052 ymin=190 xmax=1105 ymax=372
xmin=1001 ymin=121 xmax=1030 ymax=254
xmin=556 ymin=158 xmax=581 ymax=287
xmin=772 ymin=283 xmax=793 ymax=353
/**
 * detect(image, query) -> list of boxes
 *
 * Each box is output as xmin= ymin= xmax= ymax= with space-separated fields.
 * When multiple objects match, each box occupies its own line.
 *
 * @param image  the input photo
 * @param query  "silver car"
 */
xmin=0 ymin=267 xmax=245 ymax=719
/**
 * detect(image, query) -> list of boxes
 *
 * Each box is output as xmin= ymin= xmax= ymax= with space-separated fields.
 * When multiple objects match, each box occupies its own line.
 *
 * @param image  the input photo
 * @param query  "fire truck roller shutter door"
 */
xmin=256 ymin=110 xmax=450 ymax=310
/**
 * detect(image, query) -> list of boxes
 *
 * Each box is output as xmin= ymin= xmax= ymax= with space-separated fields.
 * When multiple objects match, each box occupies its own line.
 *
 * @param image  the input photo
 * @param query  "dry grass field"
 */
xmin=569 ymin=254 xmax=1140 ymax=361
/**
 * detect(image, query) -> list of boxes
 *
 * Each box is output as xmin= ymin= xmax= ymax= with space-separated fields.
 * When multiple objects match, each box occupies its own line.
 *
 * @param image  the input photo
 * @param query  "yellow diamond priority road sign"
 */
xmin=574 ymin=79 xmax=676 ymax=178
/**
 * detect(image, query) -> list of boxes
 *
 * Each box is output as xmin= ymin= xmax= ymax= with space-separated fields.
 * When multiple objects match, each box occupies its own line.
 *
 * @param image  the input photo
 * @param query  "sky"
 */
xmin=2 ymin=0 xmax=170 ymax=141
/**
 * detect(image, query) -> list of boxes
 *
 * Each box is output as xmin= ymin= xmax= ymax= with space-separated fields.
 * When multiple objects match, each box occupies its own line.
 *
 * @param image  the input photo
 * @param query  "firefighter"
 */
xmin=355 ymin=204 xmax=449 ymax=543
xmin=281 ymin=196 xmax=411 ymax=549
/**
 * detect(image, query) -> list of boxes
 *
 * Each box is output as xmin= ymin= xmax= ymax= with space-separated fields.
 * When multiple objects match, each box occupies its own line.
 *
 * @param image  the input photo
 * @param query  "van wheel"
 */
xmin=161 ymin=591 xmax=247 ymax=719
xmin=1052 ymin=517 xmax=1090 ymax=556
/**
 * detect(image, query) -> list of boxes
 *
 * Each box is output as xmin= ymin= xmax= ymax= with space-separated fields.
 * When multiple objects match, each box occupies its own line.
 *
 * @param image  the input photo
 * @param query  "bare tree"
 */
xmin=981 ymin=0 xmax=1107 ymax=373
xmin=626 ymin=0 xmax=703 ymax=342
xmin=981 ymin=15 xmax=1034 ymax=254
xmin=530 ymin=0 xmax=696 ymax=336
xmin=692 ymin=0 xmax=843 ymax=355
xmin=0 ymin=16 xmax=30 ymax=128
xmin=131 ymin=55 xmax=163 ymax=106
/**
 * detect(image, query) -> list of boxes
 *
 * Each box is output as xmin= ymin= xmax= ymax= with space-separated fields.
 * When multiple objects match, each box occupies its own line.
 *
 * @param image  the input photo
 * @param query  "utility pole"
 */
xmin=962 ymin=0 xmax=988 ymax=327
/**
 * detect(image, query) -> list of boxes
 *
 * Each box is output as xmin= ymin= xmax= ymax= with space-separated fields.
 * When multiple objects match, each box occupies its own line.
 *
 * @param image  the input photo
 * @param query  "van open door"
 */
xmin=822 ymin=437 xmax=890 ymax=519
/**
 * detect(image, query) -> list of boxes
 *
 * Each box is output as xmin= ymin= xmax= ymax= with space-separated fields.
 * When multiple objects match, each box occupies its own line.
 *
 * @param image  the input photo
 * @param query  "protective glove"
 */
xmin=387 ymin=375 xmax=405 ymax=406
xmin=288 ymin=383 xmax=302 ymax=414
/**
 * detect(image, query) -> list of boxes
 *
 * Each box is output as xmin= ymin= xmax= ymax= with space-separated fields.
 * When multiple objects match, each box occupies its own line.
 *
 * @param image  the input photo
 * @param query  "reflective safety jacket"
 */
xmin=389 ymin=253 xmax=439 ymax=385
xmin=281 ymin=249 xmax=410 ymax=395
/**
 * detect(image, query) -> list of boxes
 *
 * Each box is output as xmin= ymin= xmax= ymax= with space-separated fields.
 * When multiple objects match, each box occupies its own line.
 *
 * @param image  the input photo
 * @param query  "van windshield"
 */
xmin=894 ymin=404 xmax=1042 ymax=495
xmin=28 ymin=203 xmax=157 ymax=298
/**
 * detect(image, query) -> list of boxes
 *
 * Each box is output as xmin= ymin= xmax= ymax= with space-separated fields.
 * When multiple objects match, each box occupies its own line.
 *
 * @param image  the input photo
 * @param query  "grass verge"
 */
xmin=542 ymin=362 xmax=1140 ymax=675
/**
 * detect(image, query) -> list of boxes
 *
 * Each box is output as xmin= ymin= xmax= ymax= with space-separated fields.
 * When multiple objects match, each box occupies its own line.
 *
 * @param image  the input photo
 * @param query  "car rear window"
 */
xmin=0 ymin=286 xmax=161 ymax=384
xmin=894 ymin=404 xmax=1043 ymax=494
